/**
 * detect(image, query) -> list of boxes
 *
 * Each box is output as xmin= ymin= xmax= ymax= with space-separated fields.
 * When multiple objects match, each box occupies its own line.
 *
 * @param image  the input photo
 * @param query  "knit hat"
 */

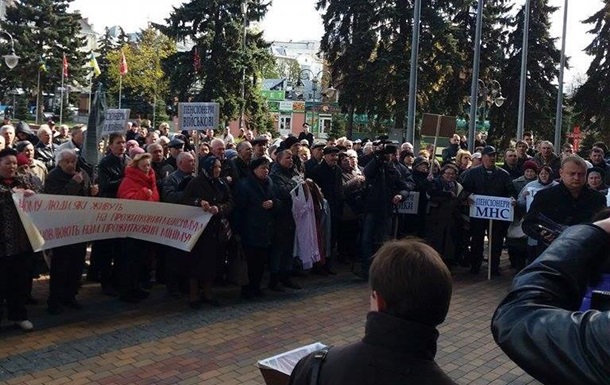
xmin=523 ymin=160 xmax=539 ymax=173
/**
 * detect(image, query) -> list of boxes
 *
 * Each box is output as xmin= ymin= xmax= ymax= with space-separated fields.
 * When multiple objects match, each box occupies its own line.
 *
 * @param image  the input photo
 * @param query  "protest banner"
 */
xmin=396 ymin=192 xmax=420 ymax=214
xmin=12 ymin=193 xmax=212 ymax=252
xmin=525 ymin=187 xmax=543 ymax=211
xmin=178 ymin=102 xmax=220 ymax=131
xmin=469 ymin=195 xmax=514 ymax=222
xmin=101 ymin=109 xmax=131 ymax=135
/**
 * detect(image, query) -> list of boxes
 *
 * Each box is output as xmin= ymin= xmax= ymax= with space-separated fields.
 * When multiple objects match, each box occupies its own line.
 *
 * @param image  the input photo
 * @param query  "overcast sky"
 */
xmin=70 ymin=0 xmax=603 ymax=85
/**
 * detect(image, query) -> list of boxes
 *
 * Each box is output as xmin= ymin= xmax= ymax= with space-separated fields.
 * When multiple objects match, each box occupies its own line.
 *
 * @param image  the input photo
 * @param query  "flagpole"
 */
xmin=36 ymin=69 xmax=41 ymax=125
xmin=59 ymin=66 xmax=65 ymax=125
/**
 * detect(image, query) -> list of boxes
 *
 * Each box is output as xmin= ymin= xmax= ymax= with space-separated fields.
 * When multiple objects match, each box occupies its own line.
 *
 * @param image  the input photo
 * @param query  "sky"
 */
xmin=70 ymin=0 xmax=603 ymax=85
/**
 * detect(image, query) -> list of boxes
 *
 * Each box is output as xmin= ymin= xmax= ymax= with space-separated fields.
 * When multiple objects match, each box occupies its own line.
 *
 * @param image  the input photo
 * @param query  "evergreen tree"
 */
xmin=494 ymin=0 xmax=561 ymax=144
xmin=155 ymin=0 xmax=275 ymax=130
xmin=0 ymin=0 xmax=88 ymax=119
xmin=572 ymin=1 xmax=610 ymax=139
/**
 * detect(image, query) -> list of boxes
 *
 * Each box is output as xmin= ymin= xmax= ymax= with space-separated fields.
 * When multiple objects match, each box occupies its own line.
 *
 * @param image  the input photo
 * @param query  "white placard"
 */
xmin=469 ymin=194 xmax=514 ymax=222
xmin=102 ymin=109 xmax=130 ymax=134
xmin=12 ymin=193 xmax=212 ymax=252
xmin=525 ymin=187 xmax=543 ymax=211
xmin=396 ymin=192 xmax=420 ymax=214
xmin=178 ymin=102 xmax=220 ymax=131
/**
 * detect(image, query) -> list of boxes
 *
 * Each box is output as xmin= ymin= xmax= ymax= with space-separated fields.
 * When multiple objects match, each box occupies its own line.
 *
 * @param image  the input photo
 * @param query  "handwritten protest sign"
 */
xmin=12 ymin=193 xmax=212 ymax=252
xmin=101 ymin=109 xmax=131 ymax=135
xmin=396 ymin=192 xmax=420 ymax=214
xmin=469 ymin=195 xmax=514 ymax=222
xmin=178 ymin=102 xmax=219 ymax=131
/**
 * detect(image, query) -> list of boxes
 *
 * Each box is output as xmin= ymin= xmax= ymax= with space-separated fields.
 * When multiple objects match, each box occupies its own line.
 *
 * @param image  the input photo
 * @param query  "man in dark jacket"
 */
xmin=523 ymin=156 xmax=606 ymax=256
xmin=289 ymin=238 xmax=456 ymax=385
xmin=492 ymin=221 xmax=610 ymax=384
xmin=460 ymin=146 xmax=517 ymax=275
xmin=309 ymin=146 xmax=344 ymax=274
xmin=359 ymin=144 xmax=413 ymax=279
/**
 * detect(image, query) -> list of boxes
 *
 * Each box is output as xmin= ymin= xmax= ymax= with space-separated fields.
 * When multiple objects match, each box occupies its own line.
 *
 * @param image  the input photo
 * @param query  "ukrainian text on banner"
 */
xmin=469 ymin=194 xmax=514 ymax=222
xmin=396 ymin=192 xmax=420 ymax=214
xmin=12 ymin=193 xmax=212 ymax=252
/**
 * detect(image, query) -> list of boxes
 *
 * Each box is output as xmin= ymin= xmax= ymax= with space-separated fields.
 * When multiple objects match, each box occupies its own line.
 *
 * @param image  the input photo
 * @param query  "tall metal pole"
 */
xmin=406 ymin=0 xmax=422 ymax=145
xmin=554 ymin=0 xmax=568 ymax=153
xmin=238 ymin=1 xmax=248 ymax=130
xmin=517 ymin=0 xmax=531 ymax=140
xmin=468 ymin=0 xmax=484 ymax=151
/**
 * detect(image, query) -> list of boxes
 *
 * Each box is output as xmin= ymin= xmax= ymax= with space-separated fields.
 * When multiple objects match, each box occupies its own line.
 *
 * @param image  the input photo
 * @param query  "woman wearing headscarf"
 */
xmin=116 ymin=153 xmax=159 ymax=303
xmin=182 ymin=156 xmax=233 ymax=308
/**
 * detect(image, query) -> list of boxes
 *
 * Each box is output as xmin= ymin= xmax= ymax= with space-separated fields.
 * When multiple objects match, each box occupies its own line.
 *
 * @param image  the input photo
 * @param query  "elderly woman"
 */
xmin=234 ymin=157 xmax=278 ymax=299
xmin=587 ymin=167 xmax=608 ymax=195
xmin=426 ymin=164 xmax=466 ymax=266
xmin=0 ymin=148 xmax=37 ymax=331
xmin=116 ymin=153 xmax=159 ymax=303
xmin=35 ymin=125 xmax=59 ymax=171
xmin=44 ymin=149 xmax=98 ymax=314
xmin=181 ymin=156 xmax=233 ymax=308
xmin=16 ymin=140 xmax=48 ymax=184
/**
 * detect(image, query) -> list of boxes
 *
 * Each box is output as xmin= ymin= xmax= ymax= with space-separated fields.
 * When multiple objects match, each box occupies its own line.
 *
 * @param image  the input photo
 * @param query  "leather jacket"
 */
xmin=492 ymin=224 xmax=610 ymax=385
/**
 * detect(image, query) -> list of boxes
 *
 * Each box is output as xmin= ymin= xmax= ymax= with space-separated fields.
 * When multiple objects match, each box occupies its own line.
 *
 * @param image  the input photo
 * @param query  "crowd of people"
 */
xmin=1 ymin=116 xmax=608 ymax=333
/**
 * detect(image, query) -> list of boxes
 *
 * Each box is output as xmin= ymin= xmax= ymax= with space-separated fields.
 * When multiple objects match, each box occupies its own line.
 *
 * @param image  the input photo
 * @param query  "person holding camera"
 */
xmin=358 ymin=142 xmax=413 ymax=280
xmin=492 ymin=215 xmax=610 ymax=384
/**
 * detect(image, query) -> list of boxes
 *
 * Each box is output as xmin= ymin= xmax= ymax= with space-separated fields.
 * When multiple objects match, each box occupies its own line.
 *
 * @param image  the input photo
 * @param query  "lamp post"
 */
xmin=469 ymin=79 xmax=505 ymax=136
xmin=296 ymin=69 xmax=335 ymax=131
xmin=238 ymin=0 xmax=248 ymax=130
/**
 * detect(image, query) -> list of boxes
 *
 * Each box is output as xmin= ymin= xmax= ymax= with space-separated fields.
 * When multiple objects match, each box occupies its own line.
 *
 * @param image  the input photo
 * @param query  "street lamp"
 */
xmin=238 ymin=0 xmax=248 ymax=129
xmin=1 ymin=31 xmax=18 ymax=69
xmin=468 ymin=79 xmax=505 ymax=137
xmin=295 ymin=69 xmax=335 ymax=128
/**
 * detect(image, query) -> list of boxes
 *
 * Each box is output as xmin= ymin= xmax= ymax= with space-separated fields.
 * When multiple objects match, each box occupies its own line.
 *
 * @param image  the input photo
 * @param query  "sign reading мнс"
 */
xmin=469 ymin=195 xmax=514 ymax=222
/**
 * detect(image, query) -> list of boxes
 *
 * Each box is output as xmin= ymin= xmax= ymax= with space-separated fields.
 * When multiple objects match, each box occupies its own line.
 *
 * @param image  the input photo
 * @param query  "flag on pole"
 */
xmin=193 ymin=47 xmax=201 ymax=72
xmin=90 ymin=52 xmax=101 ymax=77
xmin=38 ymin=55 xmax=47 ymax=73
xmin=120 ymin=51 xmax=128 ymax=75
xmin=62 ymin=54 xmax=68 ymax=77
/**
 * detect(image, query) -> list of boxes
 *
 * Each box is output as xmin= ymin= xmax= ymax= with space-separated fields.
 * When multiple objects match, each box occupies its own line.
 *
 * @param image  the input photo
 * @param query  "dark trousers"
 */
xmin=244 ymin=246 xmax=268 ymax=292
xmin=48 ymin=244 xmax=87 ymax=304
xmin=469 ymin=218 xmax=509 ymax=272
xmin=0 ymin=253 xmax=32 ymax=321
xmin=117 ymin=239 xmax=146 ymax=297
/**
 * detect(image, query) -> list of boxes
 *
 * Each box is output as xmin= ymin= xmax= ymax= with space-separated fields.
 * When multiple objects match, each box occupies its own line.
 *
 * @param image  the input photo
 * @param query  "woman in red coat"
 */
xmin=117 ymin=153 xmax=159 ymax=302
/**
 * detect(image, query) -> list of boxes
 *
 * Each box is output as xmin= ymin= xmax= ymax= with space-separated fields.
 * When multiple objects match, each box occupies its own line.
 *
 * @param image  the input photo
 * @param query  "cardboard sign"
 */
xmin=178 ymin=102 xmax=220 ymax=131
xmin=469 ymin=194 xmax=514 ymax=222
xmin=101 ymin=109 xmax=130 ymax=135
xmin=420 ymin=113 xmax=456 ymax=137
xmin=12 ymin=193 xmax=212 ymax=252
xmin=396 ymin=192 xmax=420 ymax=214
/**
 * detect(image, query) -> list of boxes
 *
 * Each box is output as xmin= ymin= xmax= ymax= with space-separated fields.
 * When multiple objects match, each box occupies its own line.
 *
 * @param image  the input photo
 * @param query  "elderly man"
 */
xmin=35 ymin=125 xmax=59 ymax=171
xmin=289 ymin=239 xmax=456 ymax=385
xmin=44 ymin=149 xmax=98 ymax=314
xmin=232 ymin=140 xmax=253 ymax=181
xmin=533 ymin=140 xmax=561 ymax=179
xmin=1 ymin=124 xmax=15 ymax=148
xmin=460 ymin=146 xmax=517 ymax=276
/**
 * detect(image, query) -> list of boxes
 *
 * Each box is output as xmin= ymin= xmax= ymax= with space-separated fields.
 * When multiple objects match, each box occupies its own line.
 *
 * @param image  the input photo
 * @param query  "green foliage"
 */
xmin=572 ymin=1 xmax=610 ymax=136
xmin=155 ymin=0 xmax=274 ymax=128
xmin=0 ymin=0 xmax=88 ymax=116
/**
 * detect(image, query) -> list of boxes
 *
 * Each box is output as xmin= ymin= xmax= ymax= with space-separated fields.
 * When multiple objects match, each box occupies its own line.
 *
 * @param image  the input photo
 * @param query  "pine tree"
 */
xmin=572 ymin=1 xmax=610 ymax=139
xmin=155 ymin=0 xmax=275 ymax=129
xmin=494 ymin=0 xmax=561 ymax=144
xmin=0 ymin=0 xmax=88 ymax=119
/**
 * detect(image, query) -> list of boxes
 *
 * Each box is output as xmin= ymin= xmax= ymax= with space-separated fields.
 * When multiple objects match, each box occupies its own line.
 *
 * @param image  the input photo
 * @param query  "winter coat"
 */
xmin=117 ymin=166 xmax=159 ymax=202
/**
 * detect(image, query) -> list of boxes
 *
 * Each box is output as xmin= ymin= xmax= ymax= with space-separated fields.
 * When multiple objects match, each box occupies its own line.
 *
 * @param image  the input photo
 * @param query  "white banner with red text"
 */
xmin=12 ymin=193 xmax=212 ymax=252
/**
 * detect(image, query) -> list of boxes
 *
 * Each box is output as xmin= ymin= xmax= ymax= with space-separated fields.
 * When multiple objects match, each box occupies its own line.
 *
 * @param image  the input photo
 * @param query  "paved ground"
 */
xmin=0 ymin=256 xmax=539 ymax=385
